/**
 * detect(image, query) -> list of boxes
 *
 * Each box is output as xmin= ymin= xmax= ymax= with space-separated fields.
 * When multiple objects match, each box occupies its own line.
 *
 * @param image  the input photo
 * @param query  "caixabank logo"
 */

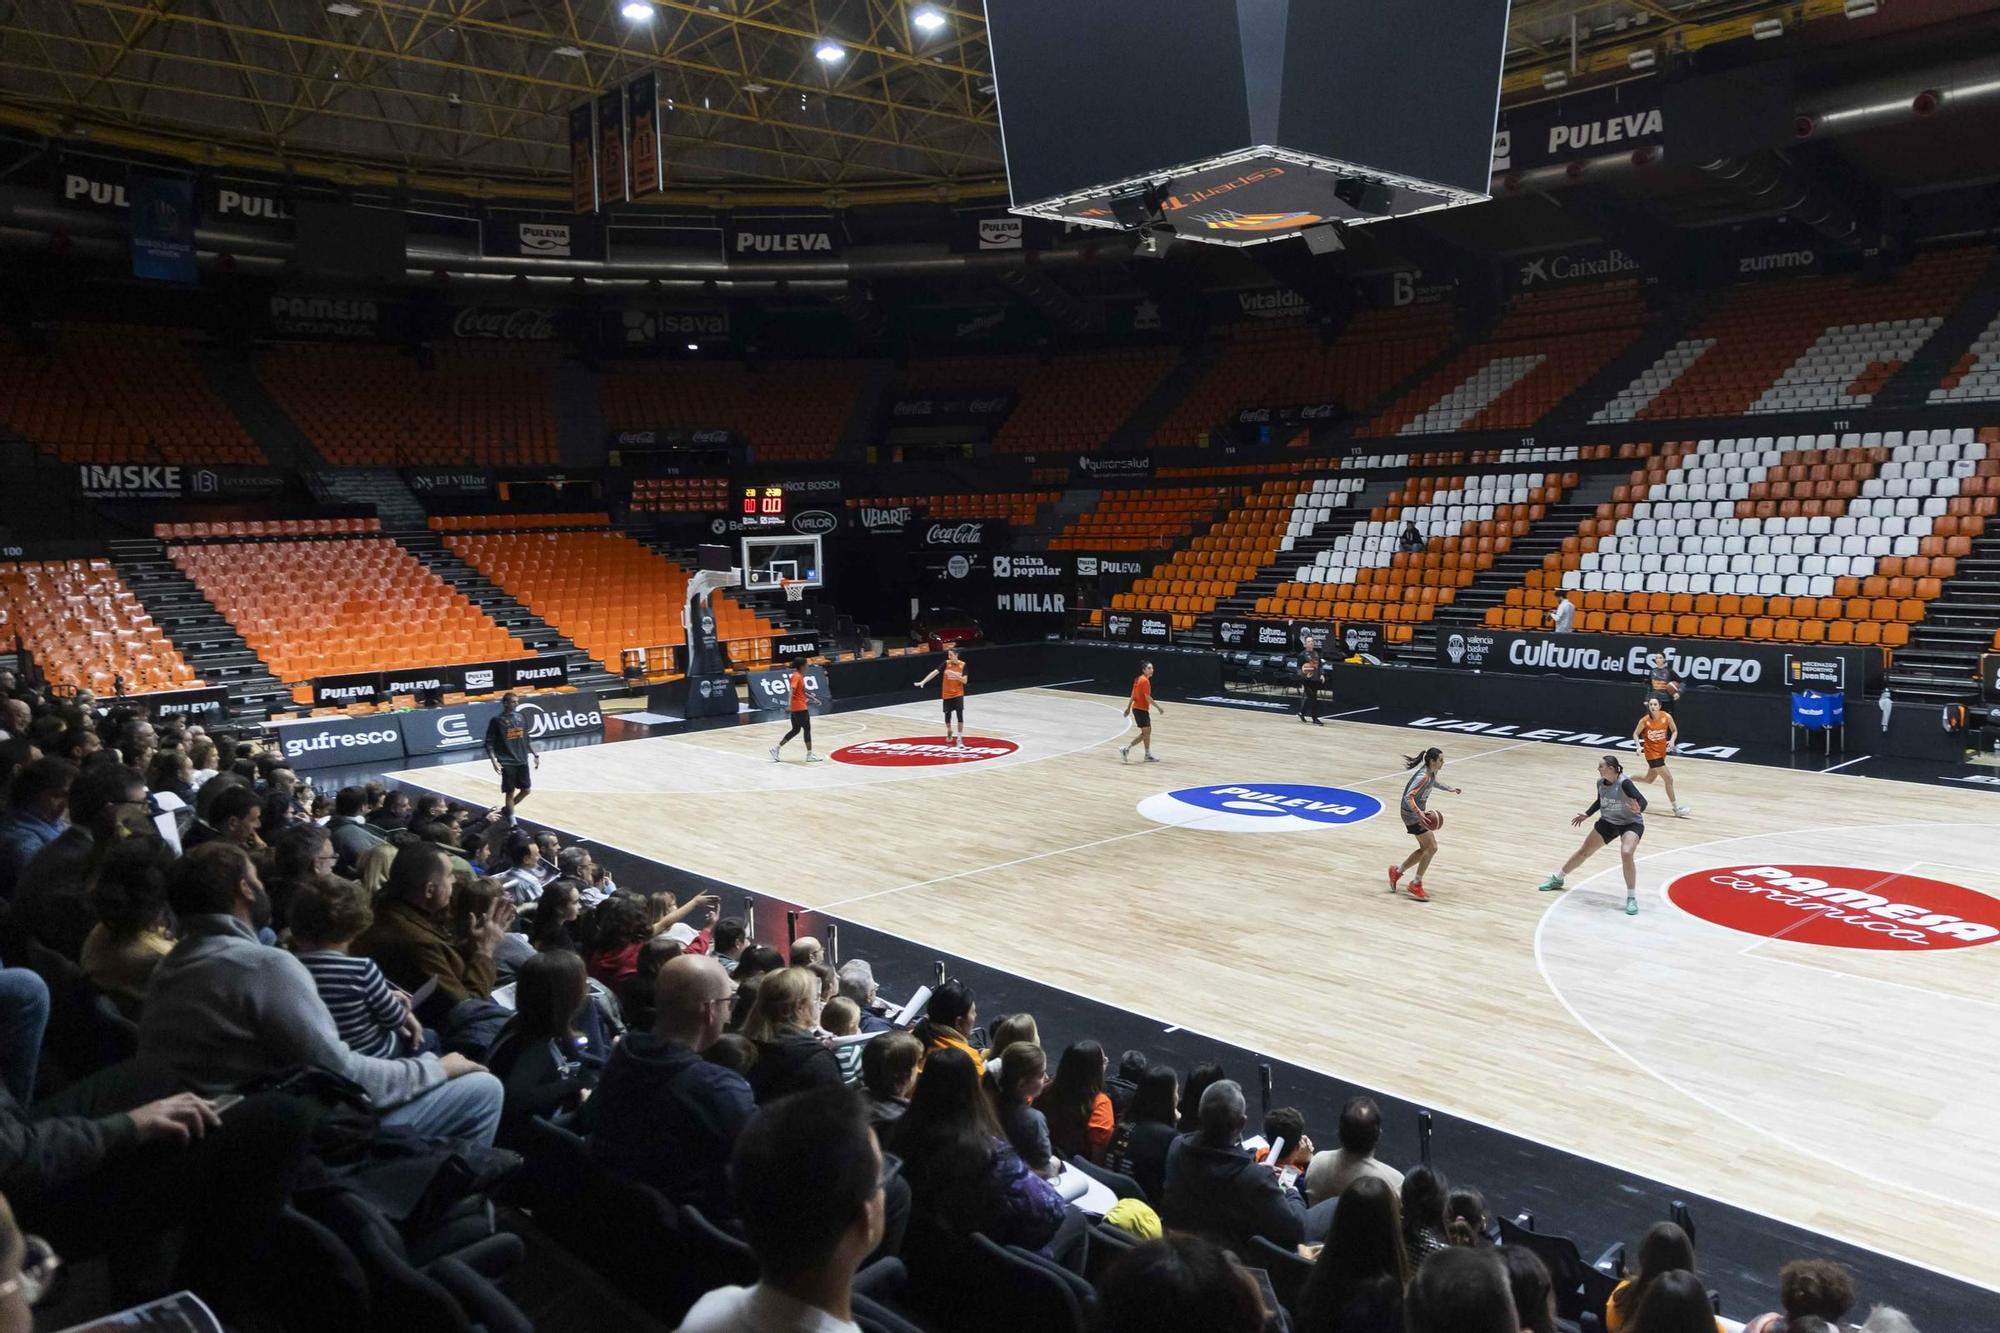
xmin=1668 ymin=864 xmax=2000 ymax=951
xmin=1137 ymin=784 xmax=1381 ymax=834
xmin=831 ymin=736 xmax=1019 ymax=767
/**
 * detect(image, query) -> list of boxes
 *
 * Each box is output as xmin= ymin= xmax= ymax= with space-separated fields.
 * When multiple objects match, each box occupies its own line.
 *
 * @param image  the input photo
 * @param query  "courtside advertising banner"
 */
xmin=270 ymin=714 xmax=407 ymax=771
xmin=1436 ymin=628 xmax=1881 ymax=695
xmin=747 ymin=665 xmax=832 ymax=715
xmin=628 ymin=71 xmax=665 ymax=196
xmin=398 ymin=690 xmax=604 ymax=758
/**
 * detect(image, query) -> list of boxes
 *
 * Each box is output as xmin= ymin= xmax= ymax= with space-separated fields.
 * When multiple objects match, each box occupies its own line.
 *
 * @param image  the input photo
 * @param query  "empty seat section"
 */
xmin=1931 ymin=306 xmax=2000 ymax=403
xmin=0 ymin=560 xmax=198 ymax=694
xmin=1362 ymin=282 xmax=1646 ymax=437
xmin=447 ymin=530 xmax=779 ymax=672
xmin=257 ymin=342 xmax=560 ymax=465
xmin=630 ymin=479 xmax=732 ymax=516
xmin=0 ymin=323 xmax=259 ymax=463
xmin=598 ymin=360 xmax=859 ymax=462
xmin=899 ymin=349 xmax=1176 ymax=455
xmin=171 ymin=537 xmax=526 ymax=683
xmin=1048 ymin=489 xmax=1232 ymax=552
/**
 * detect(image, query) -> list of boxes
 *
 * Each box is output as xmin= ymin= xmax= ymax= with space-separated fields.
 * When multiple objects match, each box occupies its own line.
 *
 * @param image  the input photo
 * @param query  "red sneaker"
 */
xmin=1387 ymin=865 xmax=1402 ymax=894
xmin=1406 ymin=880 xmax=1431 ymax=903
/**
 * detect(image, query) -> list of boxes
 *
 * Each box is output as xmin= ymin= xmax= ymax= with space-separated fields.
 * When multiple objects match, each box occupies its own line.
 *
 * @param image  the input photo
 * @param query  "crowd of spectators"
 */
xmin=0 ymin=672 xmax=1941 ymax=1330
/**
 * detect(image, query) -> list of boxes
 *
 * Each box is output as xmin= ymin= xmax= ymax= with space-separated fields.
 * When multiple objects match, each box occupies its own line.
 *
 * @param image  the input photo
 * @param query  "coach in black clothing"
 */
xmin=1299 ymin=638 xmax=1325 ymax=726
xmin=1161 ymin=1079 xmax=1307 ymax=1255
xmin=483 ymin=695 xmax=539 ymax=818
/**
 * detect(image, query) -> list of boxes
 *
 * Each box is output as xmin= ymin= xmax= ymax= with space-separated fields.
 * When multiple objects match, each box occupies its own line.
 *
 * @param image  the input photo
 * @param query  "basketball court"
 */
xmin=394 ymin=682 xmax=2000 ymax=1295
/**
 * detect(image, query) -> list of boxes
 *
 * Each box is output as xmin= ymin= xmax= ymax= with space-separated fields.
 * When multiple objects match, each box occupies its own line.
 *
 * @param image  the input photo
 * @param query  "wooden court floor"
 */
xmin=397 ymin=686 xmax=2000 ymax=1292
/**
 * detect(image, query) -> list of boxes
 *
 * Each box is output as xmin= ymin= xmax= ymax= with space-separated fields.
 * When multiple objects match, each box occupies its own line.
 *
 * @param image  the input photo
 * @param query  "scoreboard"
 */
xmin=742 ymin=485 xmax=786 ymax=520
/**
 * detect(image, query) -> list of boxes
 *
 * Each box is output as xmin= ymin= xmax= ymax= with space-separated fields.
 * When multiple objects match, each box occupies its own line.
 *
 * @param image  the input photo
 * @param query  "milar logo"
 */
xmin=831 ymin=735 xmax=1019 ymax=767
xmin=1407 ymin=716 xmax=1741 ymax=759
xmin=1669 ymin=864 xmax=2000 ymax=951
xmin=997 ymin=591 xmax=1065 ymax=614
xmin=1137 ymin=783 xmax=1383 ymax=834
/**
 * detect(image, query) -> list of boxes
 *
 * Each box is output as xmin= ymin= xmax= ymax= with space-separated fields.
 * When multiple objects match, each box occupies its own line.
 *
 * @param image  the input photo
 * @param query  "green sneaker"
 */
xmin=1624 ymin=897 xmax=1639 ymax=916
xmin=1535 ymin=874 xmax=1565 ymax=893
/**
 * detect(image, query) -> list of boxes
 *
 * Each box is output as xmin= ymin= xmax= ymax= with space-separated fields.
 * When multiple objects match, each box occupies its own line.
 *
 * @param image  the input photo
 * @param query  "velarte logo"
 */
xmin=1137 ymin=783 xmax=1383 ymax=834
xmin=1669 ymin=864 xmax=2000 ymax=950
xmin=831 ymin=735 xmax=1019 ymax=767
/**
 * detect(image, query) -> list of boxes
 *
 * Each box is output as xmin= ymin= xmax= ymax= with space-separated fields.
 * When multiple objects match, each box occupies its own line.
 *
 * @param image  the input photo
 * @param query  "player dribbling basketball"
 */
xmin=915 ymin=646 xmax=969 ymax=748
xmin=1536 ymin=755 xmax=1647 ymax=916
xmin=1120 ymin=662 xmax=1163 ymax=764
xmin=1631 ymin=696 xmax=1691 ymax=817
xmin=1389 ymin=747 xmax=1461 ymax=904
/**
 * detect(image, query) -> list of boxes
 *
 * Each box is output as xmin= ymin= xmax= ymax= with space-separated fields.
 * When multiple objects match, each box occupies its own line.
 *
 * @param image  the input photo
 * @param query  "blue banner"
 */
xmin=130 ymin=171 xmax=197 ymax=284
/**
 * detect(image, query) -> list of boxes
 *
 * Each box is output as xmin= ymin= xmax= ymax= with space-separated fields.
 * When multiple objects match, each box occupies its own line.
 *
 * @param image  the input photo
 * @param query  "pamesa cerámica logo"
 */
xmin=1137 ymin=783 xmax=1382 ymax=834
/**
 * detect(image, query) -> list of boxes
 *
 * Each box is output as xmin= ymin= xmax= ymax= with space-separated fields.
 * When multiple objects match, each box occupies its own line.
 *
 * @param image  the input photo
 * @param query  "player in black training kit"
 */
xmin=484 ymin=693 xmax=540 ymax=816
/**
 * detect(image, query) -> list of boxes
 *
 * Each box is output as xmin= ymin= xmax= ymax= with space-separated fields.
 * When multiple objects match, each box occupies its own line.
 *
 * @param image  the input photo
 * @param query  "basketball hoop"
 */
xmin=781 ymin=578 xmax=805 ymax=604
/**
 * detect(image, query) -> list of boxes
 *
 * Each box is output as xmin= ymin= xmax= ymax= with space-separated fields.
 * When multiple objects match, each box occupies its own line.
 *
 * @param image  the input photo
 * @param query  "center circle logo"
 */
xmin=1137 ymin=783 xmax=1382 ymax=834
xmin=831 ymin=735 xmax=1019 ymax=767
xmin=1667 ymin=863 xmax=2000 ymax=952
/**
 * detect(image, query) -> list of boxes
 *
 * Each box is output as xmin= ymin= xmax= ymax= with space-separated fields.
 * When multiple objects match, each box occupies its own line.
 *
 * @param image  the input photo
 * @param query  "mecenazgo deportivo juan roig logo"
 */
xmin=1137 ymin=783 xmax=1382 ymax=834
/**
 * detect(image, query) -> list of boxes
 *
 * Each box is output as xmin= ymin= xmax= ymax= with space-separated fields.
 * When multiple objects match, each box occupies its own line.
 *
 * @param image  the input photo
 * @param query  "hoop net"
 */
xmin=781 ymin=578 xmax=805 ymax=604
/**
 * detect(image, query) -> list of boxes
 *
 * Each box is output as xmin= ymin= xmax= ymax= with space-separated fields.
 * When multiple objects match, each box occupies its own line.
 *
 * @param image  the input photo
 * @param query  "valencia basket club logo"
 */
xmin=1667 ymin=864 xmax=2000 ymax=951
xmin=1137 ymin=784 xmax=1381 ymax=834
xmin=830 ymin=736 xmax=1019 ymax=767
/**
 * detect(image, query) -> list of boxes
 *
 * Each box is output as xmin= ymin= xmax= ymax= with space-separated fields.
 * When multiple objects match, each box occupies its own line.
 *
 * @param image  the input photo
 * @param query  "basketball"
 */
xmin=1424 ymin=810 xmax=1444 ymax=831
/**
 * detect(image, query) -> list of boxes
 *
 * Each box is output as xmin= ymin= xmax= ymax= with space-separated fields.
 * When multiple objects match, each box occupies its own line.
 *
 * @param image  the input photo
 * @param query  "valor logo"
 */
xmin=1667 ymin=863 xmax=2000 ymax=951
xmin=1136 ymin=783 xmax=1382 ymax=834
xmin=831 ymin=736 xmax=1020 ymax=767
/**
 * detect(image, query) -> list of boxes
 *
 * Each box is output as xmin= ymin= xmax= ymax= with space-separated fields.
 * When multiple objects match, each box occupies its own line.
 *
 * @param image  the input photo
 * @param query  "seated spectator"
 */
xmin=712 ymin=916 xmax=749 ymax=973
xmin=911 ymin=979 xmax=982 ymax=1075
xmin=616 ymin=934 xmax=683 ymax=1029
xmin=290 ymin=875 xmax=423 ymax=1059
xmin=1406 ymin=1247 xmax=1519 ymax=1333
xmin=0 ymin=967 xmax=46 ymax=1106
xmin=821 ymin=995 xmax=865 ymax=1085
xmin=1108 ymin=1048 xmax=1147 ymax=1120
xmin=80 ymin=834 xmax=176 ymax=1018
xmin=1161 ymin=1078 xmax=1307 ymax=1255
xmin=554 ymin=845 xmax=604 ymax=905
xmin=1178 ymin=1061 xmax=1226 ymax=1132
xmin=353 ymin=842 xmax=509 ymax=1029
xmin=413 ymin=821 xmax=473 ymax=877
xmin=584 ymin=954 xmax=753 ymax=1220
xmin=741 ymin=966 xmax=842 ymax=1103
xmin=0 ymin=739 xmax=37 ymax=799
xmin=679 ymin=1085 xmax=887 ymax=1333
xmin=1105 ymin=1063 xmax=1178 ymax=1202
xmin=11 ymin=763 xmax=148 ymax=961
xmin=727 ymin=942 xmax=785 ymax=1029
xmin=582 ymin=893 xmax=656 ymax=987
xmin=890 ymin=1046 xmax=1080 ymax=1267
xmin=138 ymin=843 xmax=501 ymax=1143
xmin=369 ymin=790 xmax=414 ymax=834
xmin=1400 ymin=520 xmax=1426 ymax=554
xmin=1501 ymin=1246 xmax=1572 ymax=1333
xmin=531 ymin=831 xmax=562 ymax=883
xmin=259 ymin=787 xmax=304 ymax=839
xmin=0 ymin=758 xmax=75 ymax=900
xmin=492 ymin=832 xmax=545 ymax=905
xmin=186 ymin=738 xmax=220 ymax=790
xmin=789 ymin=936 xmax=824 ymax=968
xmin=185 ymin=782 xmax=262 ymax=852
xmin=116 ymin=718 xmax=158 ymax=774
xmin=1447 ymin=1186 xmax=1491 ymax=1246
xmin=1606 ymin=1222 xmax=1710 ymax=1333
xmin=706 ymin=1032 xmax=756 ymax=1076
xmin=262 ymin=822 xmax=335 ymax=933
xmin=527 ymin=878 xmax=583 ymax=954
xmin=1860 ymin=1309 xmax=1916 ymax=1333
xmin=485 ymin=948 xmax=598 ymax=1146
xmin=145 ymin=748 xmax=195 ymax=808
xmin=1038 ymin=1039 xmax=1115 ymax=1165
xmin=836 ymin=957 xmax=892 ymax=1032
xmin=995 ymin=1041 xmax=1056 ymax=1177
xmin=650 ymin=888 xmax=720 ymax=950
xmin=1258 ymin=1106 xmax=1316 ymax=1184
xmin=1092 ymin=1233 xmax=1272 ymax=1333
xmin=981 ymin=1013 xmax=1039 ymax=1069
xmin=1402 ymin=1164 xmax=1453 ymax=1260
xmin=860 ymin=1030 xmax=922 ymax=1135
xmin=326 ymin=786 xmax=384 ymax=875
xmin=1297 ymin=1175 xmax=1407 ymax=1333
xmin=1632 ymin=1270 xmax=1722 ymax=1333
xmin=0 ymin=698 xmax=28 ymax=743
xmin=1744 ymin=1260 xmax=1858 ymax=1333
xmin=455 ymin=876 xmax=535 ymax=977
xmin=1305 ymin=1095 xmax=1405 ymax=1205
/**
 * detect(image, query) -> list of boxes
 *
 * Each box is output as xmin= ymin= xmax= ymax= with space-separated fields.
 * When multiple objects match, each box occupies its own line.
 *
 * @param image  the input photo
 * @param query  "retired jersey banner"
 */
xmin=597 ymin=87 xmax=628 ymax=207
xmin=628 ymin=71 xmax=664 ymax=196
xmin=569 ymin=102 xmax=598 ymax=214
xmin=129 ymin=170 xmax=198 ymax=284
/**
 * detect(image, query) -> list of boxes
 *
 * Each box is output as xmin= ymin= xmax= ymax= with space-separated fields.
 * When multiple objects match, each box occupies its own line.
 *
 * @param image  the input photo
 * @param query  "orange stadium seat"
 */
xmin=0 ymin=559 xmax=199 ymax=694
xmin=0 ymin=324 xmax=260 ymax=464
xmin=598 ymin=360 xmax=860 ymax=463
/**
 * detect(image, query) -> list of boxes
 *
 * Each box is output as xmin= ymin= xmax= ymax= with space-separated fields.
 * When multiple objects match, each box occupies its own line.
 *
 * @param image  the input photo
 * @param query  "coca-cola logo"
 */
xmin=451 ymin=306 xmax=558 ymax=340
xmin=925 ymin=523 xmax=985 ymax=547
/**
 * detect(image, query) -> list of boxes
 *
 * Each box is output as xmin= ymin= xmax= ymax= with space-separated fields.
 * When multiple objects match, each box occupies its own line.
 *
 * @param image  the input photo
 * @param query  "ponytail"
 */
xmin=1403 ymin=747 xmax=1443 ymax=770
xmin=1601 ymin=754 xmax=1624 ymax=774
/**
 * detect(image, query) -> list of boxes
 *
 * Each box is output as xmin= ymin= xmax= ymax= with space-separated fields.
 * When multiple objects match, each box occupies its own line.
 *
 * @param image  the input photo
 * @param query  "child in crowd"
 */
xmin=290 ymin=875 xmax=425 ymax=1057
xmin=821 ymin=996 xmax=864 ymax=1085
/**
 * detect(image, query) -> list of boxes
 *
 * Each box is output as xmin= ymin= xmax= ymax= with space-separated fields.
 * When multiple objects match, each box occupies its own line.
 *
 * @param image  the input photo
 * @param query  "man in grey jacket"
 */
xmin=138 ymin=842 xmax=502 ymax=1145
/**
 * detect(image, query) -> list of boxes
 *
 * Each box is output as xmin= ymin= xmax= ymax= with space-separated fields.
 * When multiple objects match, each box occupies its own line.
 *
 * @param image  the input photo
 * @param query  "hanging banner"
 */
xmin=569 ymin=102 xmax=598 ymax=214
xmin=597 ymin=86 xmax=628 ymax=207
xmin=129 ymin=171 xmax=198 ymax=284
xmin=55 ymin=157 xmax=128 ymax=212
xmin=265 ymin=293 xmax=395 ymax=341
xmin=726 ymin=217 xmax=842 ymax=257
xmin=202 ymin=179 xmax=292 ymax=229
xmin=1511 ymin=243 xmax=1645 ymax=291
xmin=1493 ymin=79 xmax=1664 ymax=173
xmin=628 ymin=71 xmax=664 ymax=197
xmin=479 ymin=215 xmax=604 ymax=261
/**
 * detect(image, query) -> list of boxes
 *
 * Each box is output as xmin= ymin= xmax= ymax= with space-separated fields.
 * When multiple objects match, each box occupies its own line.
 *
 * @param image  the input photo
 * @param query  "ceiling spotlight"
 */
xmin=1541 ymin=70 xmax=1568 ymax=89
xmin=1844 ymin=0 xmax=1879 ymax=16
xmin=1752 ymin=16 xmax=1783 ymax=39
xmin=912 ymin=6 xmax=947 ymax=32
xmin=447 ymin=92 xmax=462 ymax=106
xmin=326 ymin=2 xmax=363 ymax=15
xmin=976 ymin=80 xmax=995 ymax=95
xmin=743 ymin=81 xmax=770 ymax=93
xmin=686 ymin=342 xmax=700 ymax=351
xmin=621 ymin=1 xmax=655 ymax=21
xmin=1627 ymin=47 xmax=1656 ymax=70
xmin=554 ymin=45 xmax=584 ymax=57
xmin=815 ymin=41 xmax=846 ymax=63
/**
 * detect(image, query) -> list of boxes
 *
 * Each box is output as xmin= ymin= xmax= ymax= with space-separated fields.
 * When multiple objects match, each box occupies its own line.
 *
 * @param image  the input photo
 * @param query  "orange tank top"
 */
xmin=942 ymin=662 xmax=966 ymax=700
xmin=1640 ymin=720 xmax=1670 ymax=760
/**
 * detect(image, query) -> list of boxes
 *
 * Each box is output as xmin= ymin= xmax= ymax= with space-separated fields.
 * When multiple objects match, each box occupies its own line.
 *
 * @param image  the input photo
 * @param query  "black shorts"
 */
xmin=1646 ymin=756 xmax=1668 ymax=769
xmin=1131 ymin=709 xmax=1151 ymax=729
xmin=500 ymin=762 xmax=531 ymax=792
xmin=1594 ymin=819 xmax=1642 ymax=845
xmin=943 ymin=697 xmax=964 ymax=723
xmin=1404 ymin=818 xmax=1433 ymax=838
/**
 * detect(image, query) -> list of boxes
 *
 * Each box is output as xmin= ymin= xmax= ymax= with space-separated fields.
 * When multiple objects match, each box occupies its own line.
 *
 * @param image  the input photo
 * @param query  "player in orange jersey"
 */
xmin=1631 ymin=696 xmax=1690 ymax=817
xmin=1119 ymin=662 xmax=1164 ymax=764
xmin=769 ymin=657 xmax=824 ymax=763
xmin=915 ymin=646 xmax=970 ymax=748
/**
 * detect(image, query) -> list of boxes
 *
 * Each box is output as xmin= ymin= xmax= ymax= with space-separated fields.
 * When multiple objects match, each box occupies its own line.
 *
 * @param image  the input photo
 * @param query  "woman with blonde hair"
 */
xmin=739 ymin=965 xmax=841 ymax=1103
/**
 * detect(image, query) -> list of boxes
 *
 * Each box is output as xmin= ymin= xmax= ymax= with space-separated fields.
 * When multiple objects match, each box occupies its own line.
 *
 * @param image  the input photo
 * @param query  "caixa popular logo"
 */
xmin=831 ymin=736 xmax=1019 ymax=767
xmin=1137 ymin=784 xmax=1382 ymax=834
xmin=1668 ymin=864 xmax=2000 ymax=951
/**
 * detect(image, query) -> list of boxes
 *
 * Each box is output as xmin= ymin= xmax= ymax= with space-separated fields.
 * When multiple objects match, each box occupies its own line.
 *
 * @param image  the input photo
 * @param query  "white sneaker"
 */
xmin=1119 ymin=745 xmax=1130 ymax=763
xmin=806 ymin=752 xmax=825 ymax=763
xmin=1673 ymin=804 xmax=1691 ymax=818
xmin=1144 ymin=753 xmax=1160 ymax=763
xmin=769 ymin=746 xmax=780 ymax=763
